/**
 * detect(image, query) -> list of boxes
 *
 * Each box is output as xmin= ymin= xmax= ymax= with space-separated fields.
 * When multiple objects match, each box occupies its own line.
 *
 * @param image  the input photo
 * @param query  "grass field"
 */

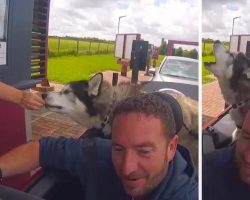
xmin=47 ymin=54 xmax=164 ymax=83
xmin=202 ymin=41 xmax=229 ymax=84
xmin=48 ymin=38 xmax=115 ymax=57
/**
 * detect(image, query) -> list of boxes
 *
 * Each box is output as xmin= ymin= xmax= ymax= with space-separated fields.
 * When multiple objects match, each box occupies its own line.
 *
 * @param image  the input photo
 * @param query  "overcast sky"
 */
xmin=203 ymin=0 xmax=250 ymax=41
xmin=48 ymin=0 xmax=199 ymax=46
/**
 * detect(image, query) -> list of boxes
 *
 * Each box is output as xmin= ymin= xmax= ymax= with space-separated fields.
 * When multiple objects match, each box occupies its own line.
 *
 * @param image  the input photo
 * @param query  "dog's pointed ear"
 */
xmin=88 ymin=73 xmax=103 ymax=96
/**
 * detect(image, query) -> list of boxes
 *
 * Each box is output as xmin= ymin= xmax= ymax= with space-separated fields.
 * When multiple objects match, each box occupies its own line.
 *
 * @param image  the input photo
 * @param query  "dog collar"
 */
xmin=101 ymin=92 xmax=117 ymax=128
xmin=232 ymin=98 xmax=250 ymax=109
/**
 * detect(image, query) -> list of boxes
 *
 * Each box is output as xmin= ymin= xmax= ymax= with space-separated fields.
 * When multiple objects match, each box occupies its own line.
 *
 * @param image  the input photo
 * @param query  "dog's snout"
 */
xmin=42 ymin=93 xmax=48 ymax=100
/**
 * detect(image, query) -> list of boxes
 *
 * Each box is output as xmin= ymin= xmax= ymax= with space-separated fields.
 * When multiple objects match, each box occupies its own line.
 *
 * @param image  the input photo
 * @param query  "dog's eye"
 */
xmin=63 ymin=90 xmax=70 ymax=94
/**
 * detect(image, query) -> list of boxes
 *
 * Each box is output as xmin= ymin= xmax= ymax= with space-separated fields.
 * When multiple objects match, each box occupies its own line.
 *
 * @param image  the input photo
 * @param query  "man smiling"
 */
xmin=0 ymin=93 xmax=197 ymax=200
xmin=112 ymin=113 xmax=177 ymax=198
xmin=111 ymin=93 xmax=197 ymax=199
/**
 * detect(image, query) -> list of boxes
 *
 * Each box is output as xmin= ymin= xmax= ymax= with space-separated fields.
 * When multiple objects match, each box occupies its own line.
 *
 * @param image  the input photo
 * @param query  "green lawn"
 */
xmin=48 ymin=54 xmax=121 ymax=83
xmin=47 ymin=54 xmax=165 ymax=83
xmin=202 ymin=56 xmax=216 ymax=84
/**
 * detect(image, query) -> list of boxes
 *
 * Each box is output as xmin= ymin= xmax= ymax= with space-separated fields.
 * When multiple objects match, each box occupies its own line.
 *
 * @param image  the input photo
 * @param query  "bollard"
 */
xmin=121 ymin=60 xmax=128 ymax=77
xmin=112 ymin=72 xmax=119 ymax=86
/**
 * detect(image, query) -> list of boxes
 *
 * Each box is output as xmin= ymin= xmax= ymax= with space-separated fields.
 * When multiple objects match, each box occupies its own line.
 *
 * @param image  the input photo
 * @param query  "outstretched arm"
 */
xmin=0 ymin=141 xmax=40 ymax=178
xmin=0 ymin=82 xmax=44 ymax=110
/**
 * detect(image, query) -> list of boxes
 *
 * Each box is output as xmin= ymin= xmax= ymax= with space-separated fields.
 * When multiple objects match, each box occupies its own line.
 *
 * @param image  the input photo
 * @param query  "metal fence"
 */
xmin=48 ymin=37 xmax=115 ymax=57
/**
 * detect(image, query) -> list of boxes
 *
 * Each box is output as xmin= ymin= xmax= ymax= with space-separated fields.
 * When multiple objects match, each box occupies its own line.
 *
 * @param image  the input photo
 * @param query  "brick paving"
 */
xmin=202 ymin=80 xmax=225 ymax=126
xmin=31 ymin=70 xmax=152 ymax=140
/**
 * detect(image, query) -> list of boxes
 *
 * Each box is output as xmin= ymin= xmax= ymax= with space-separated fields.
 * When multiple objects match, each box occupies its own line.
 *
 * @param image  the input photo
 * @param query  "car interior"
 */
xmin=202 ymin=106 xmax=236 ymax=154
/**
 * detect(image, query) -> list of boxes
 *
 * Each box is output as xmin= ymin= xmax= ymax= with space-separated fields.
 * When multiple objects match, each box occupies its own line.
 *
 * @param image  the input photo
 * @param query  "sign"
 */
xmin=0 ymin=0 xmax=8 ymax=65
xmin=0 ymin=42 xmax=6 ymax=65
xmin=114 ymin=33 xmax=141 ymax=60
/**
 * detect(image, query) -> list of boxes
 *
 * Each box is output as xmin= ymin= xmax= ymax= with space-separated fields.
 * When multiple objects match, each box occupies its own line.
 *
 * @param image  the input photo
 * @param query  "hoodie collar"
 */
xmin=147 ymin=145 xmax=197 ymax=200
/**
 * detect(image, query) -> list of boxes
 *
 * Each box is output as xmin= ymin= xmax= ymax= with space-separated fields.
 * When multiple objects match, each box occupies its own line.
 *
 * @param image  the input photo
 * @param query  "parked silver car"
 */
xmin=151 ymin=56 xmax=198 ymax=86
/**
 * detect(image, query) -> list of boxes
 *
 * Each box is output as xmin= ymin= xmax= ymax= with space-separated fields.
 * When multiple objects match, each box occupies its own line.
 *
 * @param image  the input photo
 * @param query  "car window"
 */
xmin=160 ymin=59 xmax=198 ymax=79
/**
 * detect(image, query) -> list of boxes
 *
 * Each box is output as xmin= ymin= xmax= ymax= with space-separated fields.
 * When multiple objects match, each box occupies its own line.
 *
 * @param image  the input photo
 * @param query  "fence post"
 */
xmin=203 ymin=41 xmax=206 ymax=52
xmin=77 ymin=40 xmax=79 ymax=55
xmin=57 ymin=37 xmax=60 ymax=53
xmin=97 ymin=42 xmax=100 ymax=54
xmin=89 ymin=41 xmax=92 ymax=54
xmin=106 ymin=43 xmax=109 ymax=53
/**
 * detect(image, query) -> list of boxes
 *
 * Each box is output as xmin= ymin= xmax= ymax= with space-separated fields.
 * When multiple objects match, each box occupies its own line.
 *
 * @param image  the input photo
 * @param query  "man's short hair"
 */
xmin=111 ymin=93 xmax=183 ymax=138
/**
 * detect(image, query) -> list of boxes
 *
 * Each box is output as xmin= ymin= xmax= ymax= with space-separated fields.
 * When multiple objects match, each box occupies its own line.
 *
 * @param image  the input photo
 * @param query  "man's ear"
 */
xmin=88 ymin=73 xmax=103 ymax=96
xmin=167 ymin=135 xmax=179 ymax=161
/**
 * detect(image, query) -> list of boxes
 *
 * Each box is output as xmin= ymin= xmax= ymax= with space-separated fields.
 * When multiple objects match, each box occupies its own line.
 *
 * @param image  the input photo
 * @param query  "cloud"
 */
xmin=49 ymin=0 xmax=198 ymax=46
xmin=203 ymin=0 xmax=246 ymax=10
xmin=202 ymin=0 xmax=250 ymax=41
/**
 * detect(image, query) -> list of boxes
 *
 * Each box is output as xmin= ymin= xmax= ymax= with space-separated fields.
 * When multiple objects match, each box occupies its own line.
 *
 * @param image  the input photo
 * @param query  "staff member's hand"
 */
xmin=20 ymin=92 xmax=45 ymax=110
xmin=0 ymin=82 xmax=44 ymax=110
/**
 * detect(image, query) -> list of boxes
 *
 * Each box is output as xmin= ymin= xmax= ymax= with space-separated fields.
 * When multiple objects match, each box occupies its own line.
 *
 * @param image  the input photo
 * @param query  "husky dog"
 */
xmin=43 ymin=73 xmax=198 ymax=136
xmin=205 ymin=41 xmax=250 ymax=138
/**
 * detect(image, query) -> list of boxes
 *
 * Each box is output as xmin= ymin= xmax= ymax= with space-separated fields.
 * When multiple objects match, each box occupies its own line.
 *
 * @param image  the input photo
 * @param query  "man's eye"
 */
xmin=139 ymin=150 xmax=151 ymax=154
xmin=138 ymin=148 xmax=153 ymax=155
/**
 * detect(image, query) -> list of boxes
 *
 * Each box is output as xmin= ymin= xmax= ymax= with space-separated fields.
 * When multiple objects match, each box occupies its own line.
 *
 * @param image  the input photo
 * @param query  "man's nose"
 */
xmin=121 ymin=151 xmax=138 ymax=176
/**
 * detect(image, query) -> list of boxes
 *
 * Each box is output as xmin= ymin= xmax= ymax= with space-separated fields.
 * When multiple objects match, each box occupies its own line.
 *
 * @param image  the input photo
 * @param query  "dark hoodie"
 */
xmin=203 ymin=145 xmax=250 ymax=200
xmin=40 ymin=137 xmax=198 ymax=200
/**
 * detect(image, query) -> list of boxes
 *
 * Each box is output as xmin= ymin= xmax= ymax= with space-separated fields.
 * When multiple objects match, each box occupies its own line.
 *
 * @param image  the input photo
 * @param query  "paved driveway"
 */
xmin=202 ymin=81 xmax=225 ymax=126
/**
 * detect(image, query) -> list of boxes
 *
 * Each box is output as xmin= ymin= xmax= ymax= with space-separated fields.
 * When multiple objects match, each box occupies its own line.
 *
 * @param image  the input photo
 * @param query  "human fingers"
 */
xmin=32 ymin=93 xmax=45 ymax=104
xmin=21 ymin=92 xmax=44 ymax=110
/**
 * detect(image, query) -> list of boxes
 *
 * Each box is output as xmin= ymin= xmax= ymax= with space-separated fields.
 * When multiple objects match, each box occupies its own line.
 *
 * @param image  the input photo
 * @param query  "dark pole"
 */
xmin=232 ymin=16 xmax=241 ymax=36
xmin=118 ymin=15 xmax=126 ymax=34
xmin=118 ymin=18 xmax=120 ymax=34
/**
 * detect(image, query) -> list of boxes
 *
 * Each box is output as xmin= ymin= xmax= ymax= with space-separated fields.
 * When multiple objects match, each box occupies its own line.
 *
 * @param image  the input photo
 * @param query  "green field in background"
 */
xmin=47 ymin=54 xmax=164 ymax=83
xmin=48 ymin=54 xmax=120 ymax=83
xmin=48 ymin=38 xmax=115 ymax=56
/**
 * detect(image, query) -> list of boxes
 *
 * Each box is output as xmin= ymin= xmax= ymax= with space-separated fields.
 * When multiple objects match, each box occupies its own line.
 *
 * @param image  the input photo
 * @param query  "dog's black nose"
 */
xmin=41 ymin=93 xmax=47 ymax=99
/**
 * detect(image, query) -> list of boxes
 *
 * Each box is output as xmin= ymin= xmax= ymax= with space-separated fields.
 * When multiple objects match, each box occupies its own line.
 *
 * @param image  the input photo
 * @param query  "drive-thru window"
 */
xmin=0 ymin=0 xmax=50 ymax=188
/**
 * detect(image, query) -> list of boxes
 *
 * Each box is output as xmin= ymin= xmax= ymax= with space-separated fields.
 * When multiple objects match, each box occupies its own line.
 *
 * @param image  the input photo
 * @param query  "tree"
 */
xmin=159 ymin=41 xmax=167 ymax=55
xmin=175 ymin=47 xmax=183 ymax=57
xmin=189 ymin=49 xmax=198 ymax=59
